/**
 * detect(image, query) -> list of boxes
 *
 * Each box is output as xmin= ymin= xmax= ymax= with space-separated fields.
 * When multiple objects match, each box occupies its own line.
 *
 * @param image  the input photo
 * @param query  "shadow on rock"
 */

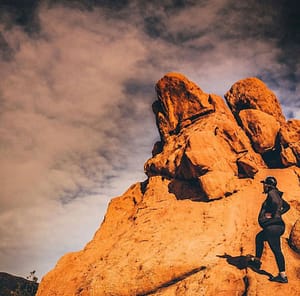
xmin=217 ymin=253 xmax=273 ymax=279
xmin=137 ymin=266 xmax=207 ymax=296
xmin=168 ymin=179 xmax=208 ymax=201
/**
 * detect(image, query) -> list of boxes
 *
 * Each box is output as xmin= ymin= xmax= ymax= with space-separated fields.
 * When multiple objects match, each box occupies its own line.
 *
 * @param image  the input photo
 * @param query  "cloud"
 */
xmin=0 ymin=4 xmax=156 ymax=277
xmin=0 ymin=0 xmax=299 ymax=278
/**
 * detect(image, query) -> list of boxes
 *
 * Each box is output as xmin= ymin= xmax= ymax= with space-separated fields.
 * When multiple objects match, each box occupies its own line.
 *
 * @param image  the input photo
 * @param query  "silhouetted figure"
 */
xmin=251 ymin=176 xmax=290 ymax=283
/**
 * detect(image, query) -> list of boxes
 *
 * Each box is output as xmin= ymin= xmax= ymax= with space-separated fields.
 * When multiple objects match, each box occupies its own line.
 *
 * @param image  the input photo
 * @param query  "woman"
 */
xmin=249 ymin=176 xmax=290 ymax=283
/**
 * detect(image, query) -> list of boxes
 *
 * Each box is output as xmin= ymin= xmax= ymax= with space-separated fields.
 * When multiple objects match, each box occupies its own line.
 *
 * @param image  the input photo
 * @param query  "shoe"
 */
xmin=246 ymin=255 xmax=262 ymax=270
xmin=269 ymin=274 xmax=288 ymax=283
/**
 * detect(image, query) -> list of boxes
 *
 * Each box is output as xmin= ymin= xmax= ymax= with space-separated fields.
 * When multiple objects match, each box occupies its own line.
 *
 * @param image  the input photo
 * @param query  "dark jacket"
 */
xmin=258 ymin=188 xmax=290 ymax=228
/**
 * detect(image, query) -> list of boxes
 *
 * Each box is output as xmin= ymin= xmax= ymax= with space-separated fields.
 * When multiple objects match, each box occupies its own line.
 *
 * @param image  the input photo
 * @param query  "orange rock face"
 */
xmin=224 ymin=77 xmax=286 ymax=124
xmin=36 ymin=171 xmax=300 ymax=296
xmin=154 ymin=73 xmax=214 ymax=140
xmin=225 ymin=77 xmax=299 ymax=168
xmin=289 ymin=219 xmax=300 ymax=253
xmin=239 ymin=109 xmax=281 ymax=154
xmin=280 ymin=120 xmax=300 ymax=166
xmin=36 ymin=73 xmax=300 ymax=296
xmin=146 ymin=73 xmax=269 ymax=200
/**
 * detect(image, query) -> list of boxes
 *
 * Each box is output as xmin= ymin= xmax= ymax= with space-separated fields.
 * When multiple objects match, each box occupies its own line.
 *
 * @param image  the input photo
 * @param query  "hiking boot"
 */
xmin=269 ymin=274 xmax=288 ymax=284
xmin=246 ymin=255 xmax=262 ymax=270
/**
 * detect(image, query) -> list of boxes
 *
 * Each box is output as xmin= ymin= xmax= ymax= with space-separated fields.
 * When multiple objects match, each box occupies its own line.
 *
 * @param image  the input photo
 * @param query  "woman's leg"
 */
xmin=255 ymin=230 xmax=265 ymax=259
xmin=265 ymin=225 xmax=285 ymax=272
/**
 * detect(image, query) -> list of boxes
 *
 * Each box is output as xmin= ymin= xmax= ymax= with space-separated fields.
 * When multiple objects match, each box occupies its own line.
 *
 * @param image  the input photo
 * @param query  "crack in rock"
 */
xmin=137 ymin=266 xmax=207 ymax=296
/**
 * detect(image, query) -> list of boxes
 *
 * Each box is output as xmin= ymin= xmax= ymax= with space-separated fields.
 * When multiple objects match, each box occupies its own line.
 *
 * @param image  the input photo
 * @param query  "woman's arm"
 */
xmin=281 ymin=199 xmax=290 ymax=215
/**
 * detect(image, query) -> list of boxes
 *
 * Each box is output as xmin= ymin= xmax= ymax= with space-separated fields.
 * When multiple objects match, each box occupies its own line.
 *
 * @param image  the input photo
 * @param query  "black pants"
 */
xmin=255 ymin=224 xmax=285 ymax=272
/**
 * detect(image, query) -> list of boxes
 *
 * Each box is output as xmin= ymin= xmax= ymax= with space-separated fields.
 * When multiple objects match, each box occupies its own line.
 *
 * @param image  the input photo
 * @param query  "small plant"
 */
xmin=26 ymin=270 xmax=38 ymax=283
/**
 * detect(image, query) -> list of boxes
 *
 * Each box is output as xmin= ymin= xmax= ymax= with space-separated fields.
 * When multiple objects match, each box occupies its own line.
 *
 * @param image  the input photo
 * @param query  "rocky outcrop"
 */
xmin=145 ymin=73 xmax=268 ymax=200
xmin=36 ymin=73 xmax=300 ymax=296
xmin=280 ymin=120 xmax=300 ymax=166
xmin=145 ymin=73 xmax=299 ymax=200
xmin=239 ymin=109 xmax=280 ymax=154
xmin=153 ymin=73 xmax=214 ymax=140
xmin=36 ymin=169 xmax=300 ymax=296
xmin=225 ymin=78 xmax=300 ymax=168
xmin=289 ymin=219 xmax=300 ymax=253
xmin=224 ymin=77 xmax=286 ymax=124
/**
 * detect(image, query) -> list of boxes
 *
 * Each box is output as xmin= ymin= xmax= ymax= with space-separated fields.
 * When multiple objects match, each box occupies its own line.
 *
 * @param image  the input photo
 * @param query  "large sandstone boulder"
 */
xmin=177 ymin=131 xmax=238 ymax=199
xmin=280 ymin=120 xmax=300 ymax=166
xmin=239 ymin=109 xmax=280 ymax=154
xmin=154 ymin=73 xmax=215 ymax=140
xmin=225 ymin=77 xmax=299 ymax=168
xmin=224 ymin=77 xmax=286 ymax=124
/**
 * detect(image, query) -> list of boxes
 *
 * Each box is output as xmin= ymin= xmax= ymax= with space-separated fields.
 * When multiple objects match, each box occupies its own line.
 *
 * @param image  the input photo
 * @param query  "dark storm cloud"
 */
xmin=124 ymin=80 xmax=154 ymax=97
xmin=0 ymin=0 xmax=40 ymax=34
xmin=0 ymin=32 xmax=14 ymax=59
xmin=0 ymin=2 xmax=155 ymax=277
xmin=49 ymin=0 xmax=130 ymax=10
xmin=138 ymin=0 xmax=300 ymax=110
xmin=217 ymin=0 xmax=300 ymax=106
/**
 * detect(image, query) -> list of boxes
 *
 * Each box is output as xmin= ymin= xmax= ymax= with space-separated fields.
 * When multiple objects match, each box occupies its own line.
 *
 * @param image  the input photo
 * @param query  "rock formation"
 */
xmin=225 ymin=78 xmax=299 ymax=168
xmin=36 ymin=73 xmax=300 ymax=296
xmin=146 ymin=73 xmax=267 ymax=201
xmin=289 ymin=219 xmax=300 ymax=253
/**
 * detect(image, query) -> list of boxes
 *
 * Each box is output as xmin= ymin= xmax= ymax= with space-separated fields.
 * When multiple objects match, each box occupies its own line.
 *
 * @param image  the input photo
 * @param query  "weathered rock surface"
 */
xmin=146 ymin=73 xmax=268 ymax=200
xmin=36 ymin=73 xmax=300 ymax=296
xmin=280 ymin=120 xmax=300 ymax=166
xmin=37 ymin=170 xmax=300 ymax=296
xmin=289 ymin=219 xmax=300 ymax=253
xmin=225 ymin=77 xmax=300 ymax=168
xmin=153 ymin=72 xmax=214 ymax=140
xmin=239 ymin=109 xmax=280 ymax=154
xmin=224 ymin=77 xmax=286 ymax=124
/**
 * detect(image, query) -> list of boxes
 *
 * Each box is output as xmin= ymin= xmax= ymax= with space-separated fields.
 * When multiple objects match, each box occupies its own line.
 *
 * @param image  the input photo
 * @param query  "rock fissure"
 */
xmin=242 ymin=275 xmax=249 ymax=296
xmin=136 ymin=266 xmax=207 ymax=296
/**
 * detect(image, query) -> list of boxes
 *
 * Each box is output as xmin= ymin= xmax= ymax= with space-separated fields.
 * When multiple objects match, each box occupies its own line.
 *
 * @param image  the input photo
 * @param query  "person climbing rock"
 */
xmin=249 ymin=176 xmax=290 ymax=283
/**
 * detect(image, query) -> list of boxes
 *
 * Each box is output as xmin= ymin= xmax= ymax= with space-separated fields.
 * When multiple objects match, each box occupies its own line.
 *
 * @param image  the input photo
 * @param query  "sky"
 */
xmin=0 ymin=0 xmax=299 ymax=279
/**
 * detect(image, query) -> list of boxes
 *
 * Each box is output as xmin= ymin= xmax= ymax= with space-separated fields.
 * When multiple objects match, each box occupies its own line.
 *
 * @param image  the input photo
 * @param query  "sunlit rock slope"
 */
xmin=37 ymin=73 xmax=300 ymax=296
